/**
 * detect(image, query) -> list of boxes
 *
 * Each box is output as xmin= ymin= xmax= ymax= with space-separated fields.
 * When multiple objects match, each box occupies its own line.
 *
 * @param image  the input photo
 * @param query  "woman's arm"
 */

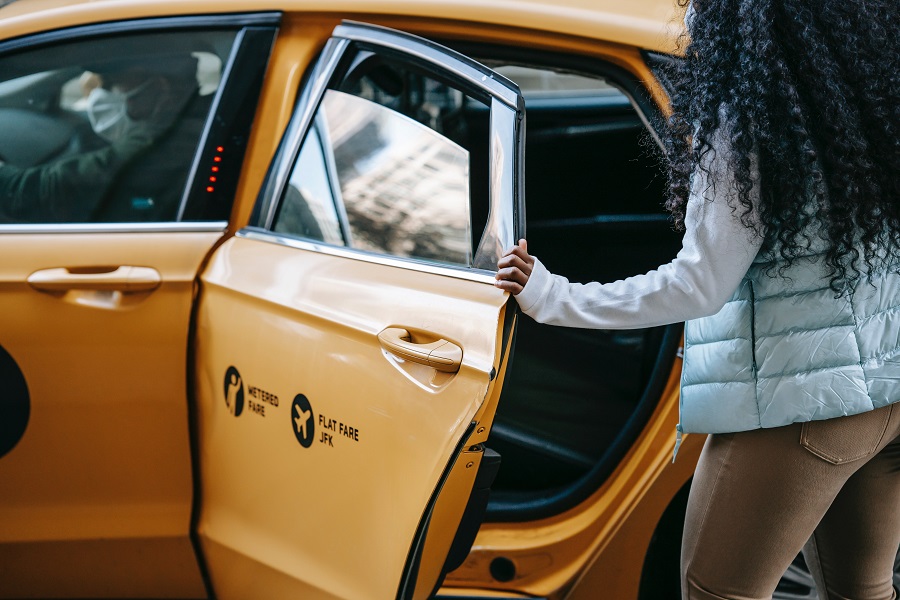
xmin=496 ymin=136 xmax=764 ymax=330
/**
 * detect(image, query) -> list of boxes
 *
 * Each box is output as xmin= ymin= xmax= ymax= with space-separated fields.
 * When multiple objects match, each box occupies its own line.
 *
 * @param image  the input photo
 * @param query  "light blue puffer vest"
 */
xmin=678 ymin=244 xmax=900 ymax=437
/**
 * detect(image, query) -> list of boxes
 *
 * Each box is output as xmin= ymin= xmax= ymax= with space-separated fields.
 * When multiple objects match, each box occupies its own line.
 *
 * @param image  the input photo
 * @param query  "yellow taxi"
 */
xmin=1 ymin=1 xmax=891 ymax=598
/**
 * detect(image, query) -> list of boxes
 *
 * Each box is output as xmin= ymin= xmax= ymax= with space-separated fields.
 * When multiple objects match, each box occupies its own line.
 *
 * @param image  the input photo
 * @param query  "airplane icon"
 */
xmin=294 ymin=405 xmax=312 ymax=438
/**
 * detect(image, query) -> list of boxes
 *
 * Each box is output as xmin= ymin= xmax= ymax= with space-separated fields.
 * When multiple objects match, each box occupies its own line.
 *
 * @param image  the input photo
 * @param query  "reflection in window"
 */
xmin=275 ymin=119 xmax=345 ymax=245
xmin=0 ymin=31 xmax=237 ymax=224
xmin=490 ymin=64 xmax=622 ymax=100
xmin=278 ymin=89 xmax=472 ymax=267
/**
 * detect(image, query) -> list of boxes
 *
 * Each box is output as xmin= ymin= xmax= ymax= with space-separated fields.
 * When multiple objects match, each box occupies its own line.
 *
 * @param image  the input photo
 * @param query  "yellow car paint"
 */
xmin=193 ymin=236 xmax=510 ymax=599
xmin=0 ymin=0 xmax=682 ymax=54
xmin=0 ymin=0 xmax=707 ymax=598
xmin=0 ymin=232 xmax=216 ymax=598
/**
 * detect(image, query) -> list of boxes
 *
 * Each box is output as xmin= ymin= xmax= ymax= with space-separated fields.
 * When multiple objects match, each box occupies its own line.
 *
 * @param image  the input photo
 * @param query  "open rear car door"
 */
xmin=192 ymin=22 xmax=524 ymax=599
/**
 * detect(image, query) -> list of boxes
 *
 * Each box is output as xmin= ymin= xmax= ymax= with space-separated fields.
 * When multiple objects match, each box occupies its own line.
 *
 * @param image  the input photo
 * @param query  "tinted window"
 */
xmin=0 ymin=30 xmax=238 ymax=224
xmin=493 ymin=64 xmax=621 ymax=99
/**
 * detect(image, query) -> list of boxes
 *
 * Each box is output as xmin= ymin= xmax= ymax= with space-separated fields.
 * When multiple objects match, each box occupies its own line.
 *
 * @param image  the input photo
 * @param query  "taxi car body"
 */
xmin=1 ymin=1 xmax=890 ymax=599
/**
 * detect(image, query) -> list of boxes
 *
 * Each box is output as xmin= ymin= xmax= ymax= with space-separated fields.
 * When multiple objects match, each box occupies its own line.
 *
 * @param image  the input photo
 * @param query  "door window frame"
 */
xmin=246 ymin=21 xmax=526 ymax=283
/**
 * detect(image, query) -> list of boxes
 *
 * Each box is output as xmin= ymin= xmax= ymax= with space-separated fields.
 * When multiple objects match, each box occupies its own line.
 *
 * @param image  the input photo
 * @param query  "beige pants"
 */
xmin=682 ymin=403 xmax=900 ymax=600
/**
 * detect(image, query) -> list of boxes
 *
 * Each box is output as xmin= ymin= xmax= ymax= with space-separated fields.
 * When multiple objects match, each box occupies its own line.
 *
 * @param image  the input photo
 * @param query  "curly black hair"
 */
xmin=663 ymin=0 xmax=899 ymax=291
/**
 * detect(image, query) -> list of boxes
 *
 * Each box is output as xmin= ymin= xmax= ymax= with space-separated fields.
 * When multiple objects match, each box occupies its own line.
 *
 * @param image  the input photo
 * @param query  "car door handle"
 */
xmin=377 ymin=327 xmax=463 ymax=373
xmin=27 ymin=266 xmax=162 ymax=292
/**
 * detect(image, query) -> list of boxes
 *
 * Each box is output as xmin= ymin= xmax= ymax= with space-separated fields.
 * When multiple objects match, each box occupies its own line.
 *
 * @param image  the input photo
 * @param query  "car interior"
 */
xmin=477 ymin=51 xmax=684 ymax=521
xmin=0 ymin=29 xmax=258 ymax=224
xmin=314 ymin=40 xmax=685 ymax=522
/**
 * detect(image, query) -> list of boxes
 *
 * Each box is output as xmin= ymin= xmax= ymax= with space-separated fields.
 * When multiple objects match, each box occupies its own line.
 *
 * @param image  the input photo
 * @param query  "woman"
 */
xmin=495 ymin=1 xmax=900 ymax=598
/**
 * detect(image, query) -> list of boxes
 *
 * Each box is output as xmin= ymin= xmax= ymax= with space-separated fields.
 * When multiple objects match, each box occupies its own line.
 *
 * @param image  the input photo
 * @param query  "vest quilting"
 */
xmin=680 ymin=251 xmax=900 ymax=434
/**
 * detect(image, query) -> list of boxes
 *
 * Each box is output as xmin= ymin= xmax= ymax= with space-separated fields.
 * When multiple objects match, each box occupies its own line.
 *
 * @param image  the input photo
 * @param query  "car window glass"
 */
xmin=273 ymin=49 xmax=489 ymax=268
xmin=0 ymin=31 xmax=237 ymax=224
xmin=274 ymin=118 xmax=346 ymax=245
xmin=493 ymin=64 xmax=622 ymax=100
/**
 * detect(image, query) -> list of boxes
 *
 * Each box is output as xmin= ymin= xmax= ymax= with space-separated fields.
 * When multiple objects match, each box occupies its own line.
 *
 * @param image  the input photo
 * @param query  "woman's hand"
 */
xmin=495 ymin=239 xmax=535 ymax=295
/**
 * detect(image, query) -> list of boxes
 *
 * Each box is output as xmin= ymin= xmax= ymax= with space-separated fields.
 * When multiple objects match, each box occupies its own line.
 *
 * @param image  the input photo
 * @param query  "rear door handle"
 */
xmin=27 ymin=266 xmax=162 ymax=292
xmin=377 ymin=327 xmax=463 ymax=373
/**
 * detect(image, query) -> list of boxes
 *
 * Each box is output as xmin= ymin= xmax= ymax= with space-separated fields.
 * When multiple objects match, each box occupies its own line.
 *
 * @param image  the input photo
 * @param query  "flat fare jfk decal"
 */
xmin=224 ymin=366 xmax=361 ymax=449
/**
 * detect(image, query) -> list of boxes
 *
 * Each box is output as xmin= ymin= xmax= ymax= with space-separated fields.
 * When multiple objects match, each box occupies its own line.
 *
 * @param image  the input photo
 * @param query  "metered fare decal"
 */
xmin=224 ymin=367 xmax=360 ymax=449
xmin=224 ymin=366 xmax=244 ymax=416
xmin=223 ymin=366 xmax=279 ymax=418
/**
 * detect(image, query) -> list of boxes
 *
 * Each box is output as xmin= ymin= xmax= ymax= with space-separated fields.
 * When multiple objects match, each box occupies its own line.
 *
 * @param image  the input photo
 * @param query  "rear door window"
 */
xmin=274 ymin=86 xmax=475 ymax=266
xmin=255 ymin=29 xmax=523 ymax=273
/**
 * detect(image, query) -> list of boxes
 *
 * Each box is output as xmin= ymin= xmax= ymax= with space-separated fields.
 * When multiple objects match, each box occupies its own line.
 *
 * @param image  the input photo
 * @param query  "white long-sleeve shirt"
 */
xmin=515 ymin=140 xmax=764 ymax=329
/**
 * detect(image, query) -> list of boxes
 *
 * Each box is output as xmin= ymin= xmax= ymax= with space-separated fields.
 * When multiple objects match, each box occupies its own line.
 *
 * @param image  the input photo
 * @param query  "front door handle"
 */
xmin=377 ymin=327 xmax=463 ymax=373
xmin=27 ymin=266 xmax=162 ymax=293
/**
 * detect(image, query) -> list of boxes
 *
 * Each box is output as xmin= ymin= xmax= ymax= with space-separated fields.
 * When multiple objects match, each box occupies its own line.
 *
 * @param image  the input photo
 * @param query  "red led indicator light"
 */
xmin=206 ymin=186 xmax=215 ymax=193
xmin=211 ymin=166 xmax=219 ymax=172
xmin=209 ymin=176 xmax=217 ymax=182
xmin=216 ymin=146 xmax=224 ymax=152
xmin=213 ymin=156 xmax=222 ymax=163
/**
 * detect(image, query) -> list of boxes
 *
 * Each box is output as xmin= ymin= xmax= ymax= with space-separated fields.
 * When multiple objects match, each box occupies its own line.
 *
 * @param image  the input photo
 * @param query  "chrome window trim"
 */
xmin=333 ymin=21 xmax=520 ymax=110
xmin=313 ymin=110 xmax=353 ymax=244
xmin=0 ymin=221 xmax=227 ymax=234
xmin=259 ymin=37 xmax=350 ymax=230
xmin=239 ymin=228 xmax=497 ymax=285
xmin=176 ymin=28 xmax=246 ymax=221
xmin=473 ymin=98 xmax=518 ymax=269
